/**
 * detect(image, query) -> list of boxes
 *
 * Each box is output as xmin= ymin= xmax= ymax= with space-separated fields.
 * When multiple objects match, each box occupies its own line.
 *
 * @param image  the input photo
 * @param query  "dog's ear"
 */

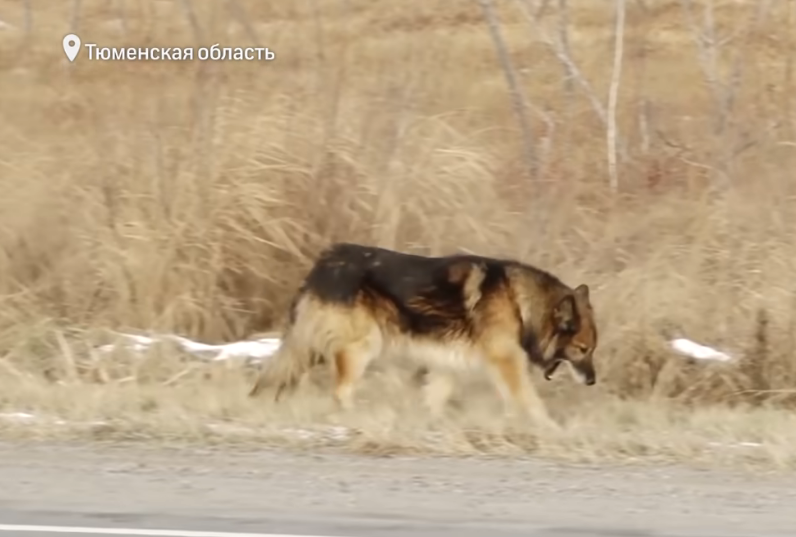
xmin=573 ymin=284 xmax=590 ymax=302
xmin=553 ymin=295 xmax=579 ymax=333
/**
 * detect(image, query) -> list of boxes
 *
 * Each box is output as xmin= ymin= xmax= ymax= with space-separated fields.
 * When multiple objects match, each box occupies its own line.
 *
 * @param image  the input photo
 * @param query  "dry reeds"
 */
xmin=0 ymin=0 xmax=795 ymax=466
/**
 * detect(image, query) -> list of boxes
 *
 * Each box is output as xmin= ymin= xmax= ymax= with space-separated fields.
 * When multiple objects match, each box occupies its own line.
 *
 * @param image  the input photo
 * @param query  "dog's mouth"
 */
xmin=544 ymin=359 xmax=563 ymax=381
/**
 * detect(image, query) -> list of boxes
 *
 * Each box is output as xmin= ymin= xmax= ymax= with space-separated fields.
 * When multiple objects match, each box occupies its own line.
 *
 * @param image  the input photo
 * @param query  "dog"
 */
xmin=248 ymin=242 xmax=597 ymax=429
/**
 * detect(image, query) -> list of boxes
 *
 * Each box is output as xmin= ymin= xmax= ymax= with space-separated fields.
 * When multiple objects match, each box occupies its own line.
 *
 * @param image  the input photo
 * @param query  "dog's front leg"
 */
xmin=484 ymin=344 xmax=561 ymax=432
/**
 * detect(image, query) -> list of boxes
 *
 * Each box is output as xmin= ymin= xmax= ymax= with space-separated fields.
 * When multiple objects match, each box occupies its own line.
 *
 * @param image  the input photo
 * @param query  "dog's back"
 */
xmin=300 ymin=243 xmax=476 ymax=305
xmin=296 ymin=243 xmax=491 ymax=333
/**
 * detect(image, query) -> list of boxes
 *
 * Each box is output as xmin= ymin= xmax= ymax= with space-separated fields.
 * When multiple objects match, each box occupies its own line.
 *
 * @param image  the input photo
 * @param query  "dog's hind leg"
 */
xmin=420 ymin=369 xmax=455 ymax=418
xmin=332 ymin=330 xmax=381 ymax=411
xmin=293 ymin=351 xmax=326 ymax=393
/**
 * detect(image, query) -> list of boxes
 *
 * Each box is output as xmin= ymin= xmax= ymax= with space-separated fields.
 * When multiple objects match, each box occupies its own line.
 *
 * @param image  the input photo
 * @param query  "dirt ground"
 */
xmin=1 ymin=441 xmax=794 ymax=537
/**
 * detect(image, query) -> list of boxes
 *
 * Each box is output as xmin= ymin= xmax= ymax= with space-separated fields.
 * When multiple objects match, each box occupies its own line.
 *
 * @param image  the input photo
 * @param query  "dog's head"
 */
xmin=544 ymin=284 xmax=598 ymax=386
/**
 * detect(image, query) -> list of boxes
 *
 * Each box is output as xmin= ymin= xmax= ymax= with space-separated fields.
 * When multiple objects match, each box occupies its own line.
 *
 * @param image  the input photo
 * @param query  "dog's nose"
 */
xmin=585 ymin=375 xmax=596 ymax=386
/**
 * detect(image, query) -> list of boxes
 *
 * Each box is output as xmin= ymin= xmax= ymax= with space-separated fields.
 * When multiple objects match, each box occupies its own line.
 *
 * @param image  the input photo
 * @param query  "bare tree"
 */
xmin=634 ymin=5 xmax=653 ymax=156
xmin=179 ymin=0 xmax=203 ymax=43
xmin=477 ymin=0 xmax=538 ymax=179
xmin=555 ymin=0 xmax=575 ymax=144
xmin=114 ymin=0 xmax=128 ymax=35
xmin=607 ymin=0 xmax=627 ymax=191
xmin=23 ymin=0 xmax=32 ymax=38
xmin=226 ymin=0 xmax=261 ymax=48
xmin=787 ymin=0 xmax=796 ymax=138
xmin=70 ymin=0 xmax=82 ymax=33
xmin=679 ymin=0 xmax=773 ymax=187
xmin=516 ymin=0 xmax=629 ymax=164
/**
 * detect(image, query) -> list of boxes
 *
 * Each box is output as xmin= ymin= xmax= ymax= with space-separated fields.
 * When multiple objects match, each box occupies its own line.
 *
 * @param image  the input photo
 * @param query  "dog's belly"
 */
xmin=382 ymin=335 xmax=487 ymax=374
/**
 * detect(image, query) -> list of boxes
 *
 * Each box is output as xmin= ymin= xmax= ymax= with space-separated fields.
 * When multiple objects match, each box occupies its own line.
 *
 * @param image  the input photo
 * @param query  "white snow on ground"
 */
xmin=0 ymin=412 xmax=37 ymax=422
xmin=97 ymin=331 xmax=281 ymax=364
xmin=669 ymin=338 xmax=734 ymax=363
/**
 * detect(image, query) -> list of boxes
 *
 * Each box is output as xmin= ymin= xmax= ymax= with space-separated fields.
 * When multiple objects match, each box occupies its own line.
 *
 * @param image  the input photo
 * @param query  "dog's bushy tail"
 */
xmin=248 ymin=328 xmax=317 ymax=401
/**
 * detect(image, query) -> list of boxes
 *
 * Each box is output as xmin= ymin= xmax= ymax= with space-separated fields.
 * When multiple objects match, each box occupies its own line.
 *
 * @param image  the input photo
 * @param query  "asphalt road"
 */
xmin=1 ymin=514 xmax=791 ymax=537
xmin=0 ymin=442 xmax=794 ymax=537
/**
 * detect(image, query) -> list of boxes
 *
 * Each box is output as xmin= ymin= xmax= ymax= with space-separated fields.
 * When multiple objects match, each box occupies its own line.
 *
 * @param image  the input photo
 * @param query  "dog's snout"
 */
xmin=579 ymin=364 xmax=596 ymax=386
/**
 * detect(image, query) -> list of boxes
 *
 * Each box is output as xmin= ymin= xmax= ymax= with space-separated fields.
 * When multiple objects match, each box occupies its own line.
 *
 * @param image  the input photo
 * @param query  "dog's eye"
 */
xmin=577 ymin=344 xmax=589 ymax=353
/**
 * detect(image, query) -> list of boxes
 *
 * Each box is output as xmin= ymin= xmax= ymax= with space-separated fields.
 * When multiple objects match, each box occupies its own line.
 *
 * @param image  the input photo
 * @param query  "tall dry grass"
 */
xmin=0 ymin=0 xmax=796 ymax=463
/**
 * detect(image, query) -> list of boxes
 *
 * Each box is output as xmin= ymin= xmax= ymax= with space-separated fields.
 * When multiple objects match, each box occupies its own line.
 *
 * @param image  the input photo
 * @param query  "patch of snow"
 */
xmin=0 ymin=412 xmax=37 ymax=422
xmin=669 ymin=338 xmax=733 ymax=362
xmin=706 ymin=441 xmax=764 ymax=449
xmin=97 ymin=331 xmax=281 ymax=364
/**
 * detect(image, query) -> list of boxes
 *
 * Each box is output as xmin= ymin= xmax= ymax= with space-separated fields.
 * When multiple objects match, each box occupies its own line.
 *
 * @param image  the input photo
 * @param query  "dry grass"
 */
xmin=1 ymin=0 xmax=796 ymax=468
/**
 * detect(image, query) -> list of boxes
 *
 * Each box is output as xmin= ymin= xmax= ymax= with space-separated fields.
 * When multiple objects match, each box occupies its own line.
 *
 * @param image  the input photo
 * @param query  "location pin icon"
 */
xmin=62 ymin=34 xmax=81 ymax=62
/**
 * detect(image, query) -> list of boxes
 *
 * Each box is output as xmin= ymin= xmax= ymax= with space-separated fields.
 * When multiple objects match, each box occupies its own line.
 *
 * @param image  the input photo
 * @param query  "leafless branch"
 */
xmin=477 ymin=0 xmax=538 ymax=178
xmin=525 ymin=101 xmax=557 ymax=176
xmin=528 ymin=0 xmax=553 ymax=19
xmin=607 ymin=0 xmax=627 ymax=191
xmin=114 ymin=0 xmax=128 ymax=35
xmin=179 ymin=0 xmax=203 ymax=44
xmin=679 ymin=0 xmax=769 ymax=186
xmin=787 ymin=0 xmax=796 ymax=137
xmin=556 ymin=0 xmax=574 ymax=120
xmin=226 ymin=0 xmax=261 ymax=48
xmin=680 ymin=0 xmax=766 ymax=137
xmin=70 ymin=0 xmax=82 ymax=33
xmin=23 ymin=0 xmax=32 ymax=38
xmin=632 ymin=2 xmax=653 ymax=156
xmin=518 ymin=0 xmax=605 ymax=123
xmin=516 ymin=0 xmax=629 ymax=162
xmin=638 ymin=98 xmax=652 ymax=155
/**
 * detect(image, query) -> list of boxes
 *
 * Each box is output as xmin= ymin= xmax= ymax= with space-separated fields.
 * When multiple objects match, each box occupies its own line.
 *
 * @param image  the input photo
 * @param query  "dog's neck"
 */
xmin=519 ymin=279 xmax=572 ymax=367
